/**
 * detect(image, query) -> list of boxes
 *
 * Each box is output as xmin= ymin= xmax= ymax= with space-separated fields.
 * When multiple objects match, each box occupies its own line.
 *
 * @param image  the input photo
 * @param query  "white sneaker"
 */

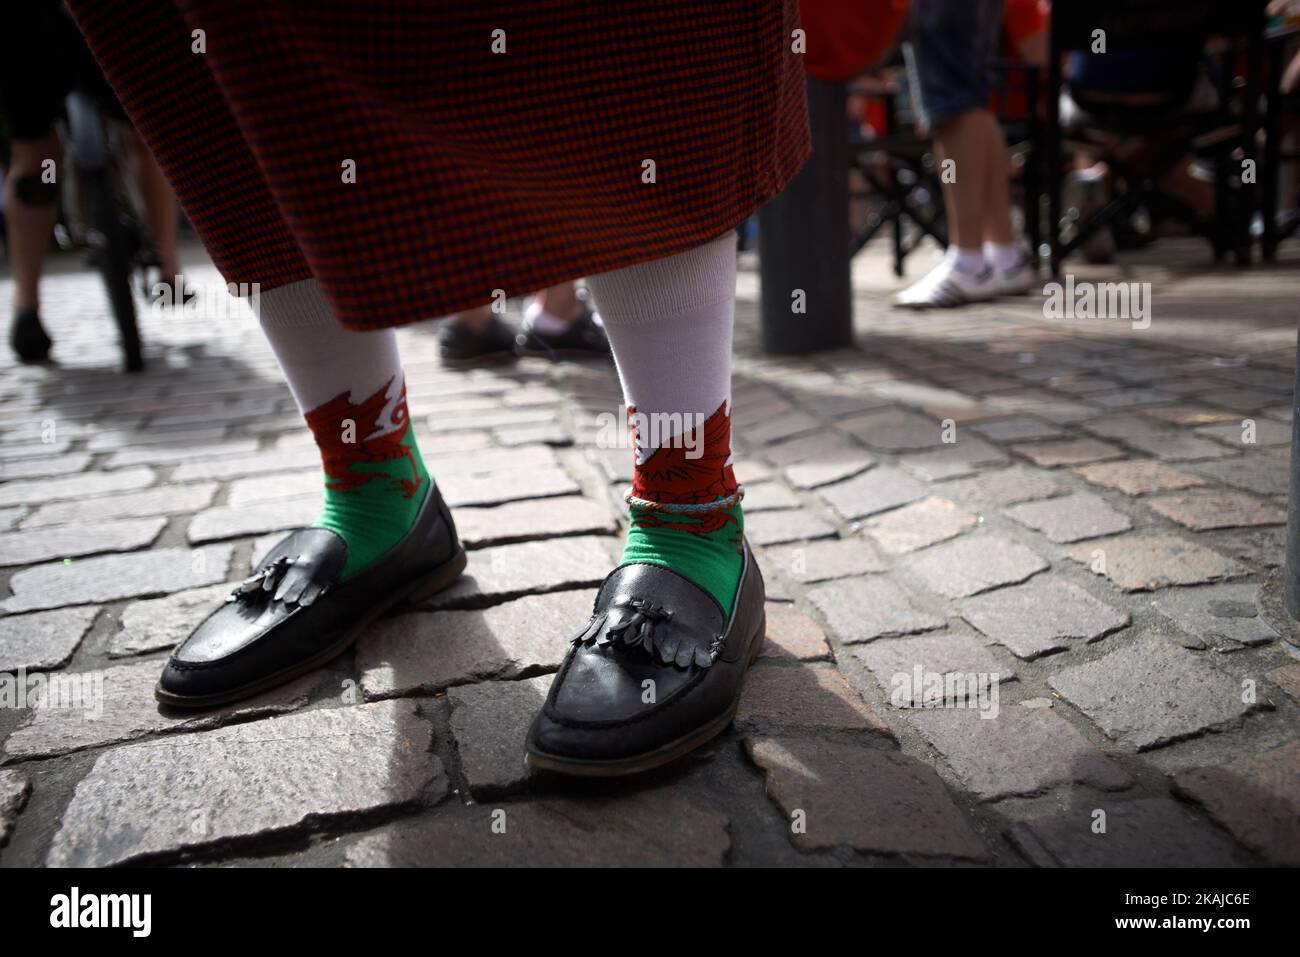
xmin=893 ymin=258 xmax=997 ymax=308
xmin=989 ymin=260 xmax=1037 ymax=297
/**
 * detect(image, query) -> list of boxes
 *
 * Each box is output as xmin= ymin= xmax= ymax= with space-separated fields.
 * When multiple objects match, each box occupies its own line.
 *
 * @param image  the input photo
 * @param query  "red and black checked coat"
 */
xmin=67 ymin=1 xmax=810 ymax=330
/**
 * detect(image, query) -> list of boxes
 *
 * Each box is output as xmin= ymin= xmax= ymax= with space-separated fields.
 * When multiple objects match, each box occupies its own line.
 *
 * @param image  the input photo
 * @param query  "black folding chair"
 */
xmin=1045 ymin=0 xmax=1267 ymax=275
xmin=849 ymin=60 xmax=1044 ymax=276
xmin=1263 ymin=22 xmax=1300 ymax=260
xmin=848 ymin=78 xmax=948 ymax=276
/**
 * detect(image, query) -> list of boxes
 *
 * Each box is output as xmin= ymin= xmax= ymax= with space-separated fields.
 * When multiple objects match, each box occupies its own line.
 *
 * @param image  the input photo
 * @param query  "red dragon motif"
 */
xmin=629 ymin=401 xmax=738 ymax=535
xmin=303 ymin=375 xmax=423 ymax=499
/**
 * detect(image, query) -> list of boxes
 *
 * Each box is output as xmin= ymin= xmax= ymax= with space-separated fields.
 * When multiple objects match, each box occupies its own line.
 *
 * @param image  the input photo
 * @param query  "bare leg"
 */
xmin=442 ymin=283 xmax=606 ymax=366
xmin=531 ymin=282 xmax=584 ymax=324
xmin=896 ymin=107 xmax=1028 ymax=306
xmin=933 ymin=108 xmax=991 ymax=254
xmin=519 ymin=279 xmax=609 ymax=358
xmin=130 ymin=131 xmax=182 ymax=279
xmin=5 ymin=136 xmax=63 ymax=312
xmin=979 ymin=110 xmax=1015 ymax=245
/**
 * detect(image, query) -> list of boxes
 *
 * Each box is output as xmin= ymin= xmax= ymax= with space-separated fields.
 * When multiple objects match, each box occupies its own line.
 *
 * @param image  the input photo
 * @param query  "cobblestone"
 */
xmin=762 ymin=538 xmax=886 ymax=583
xmin=761 ymin=602 xmax=833 ymax=661
xmin=737 ymin=663 xmax=890 ymax=734
xmin=4 ymin=661 xmax=316 ymax=760
xmin=110 ymin=584 xmax=233 ymax=657
xmin=1007 ymin=797 xmax=1245 ymax=866
xmin=745 ymin=737 xmax=988 ymax=859
xmin=807 ymin=576 xmax=945 ymax=643
xmin=357 ymin=589 xmax=596 ymax=698
xmin=447 ymin=675 xmax=553 ymax=796
xmin=46 ymin=699 xmax=441 ymax=866
xmin=1171 ymin=740 xmax=1300 ymax=865
xmin=908 ymin=706 xmax=1133 ymax=801
xmin=1147 ymin=490 xmax=1286 ymax=531
xmin=1064 ymin=534 xmax=1246 ymax=591
xmin=0 ymin=770 xmax=30 ymax=847
xmin=1072 ymin=458 xmax=1206 ymax=495
xmin=1048 ymin=635 xmax=1263 ymax=751
xmin=907 ymin=535 xmax=1049 ymax=598
xmin=0 ymin=606 xmax=99 ymax=672
xmin=1012 ymin=438 xmax=1124 ymax=468
xmin=818 ymin=466 xmax=928 ymax=520
xmin=851 ymin=629 xmax=1013 ymax=705
xmin=1004 ymin=492 xmax=1132 ymax=543
xmin=865 ymin=496 xmax=977 ymax=554
xmin=345 ymin=790 xmax=730 ymax=867
xmin=959 ymin=578 xmax=1129 ymax=659
xmin=1150 ymin=583 xmax=1278 ymax=650
xmin=2 ymin=544 xmax=233 ymax=613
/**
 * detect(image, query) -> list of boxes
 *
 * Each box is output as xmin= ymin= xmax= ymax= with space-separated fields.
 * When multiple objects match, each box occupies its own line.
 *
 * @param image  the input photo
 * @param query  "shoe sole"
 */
xmin=523 ymin=608 xmax=767 ymax=778
xmin=153 ymin=546 xmax=469 ymax=709
xmin=893 ymin=292 xmax=999 ymax=310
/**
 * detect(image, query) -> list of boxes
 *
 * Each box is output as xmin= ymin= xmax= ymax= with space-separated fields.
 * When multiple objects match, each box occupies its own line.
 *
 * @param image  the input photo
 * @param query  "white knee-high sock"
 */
xmin=586 ymin=231 xmax=736 ymax=436
xmin=257 ymin=278 xmax=403 ymax=413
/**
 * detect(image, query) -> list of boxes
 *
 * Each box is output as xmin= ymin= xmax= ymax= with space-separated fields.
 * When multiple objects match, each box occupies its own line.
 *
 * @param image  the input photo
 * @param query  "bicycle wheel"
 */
xmin=65 ymin=90 xmax=145 ymax=373
xmin=83 ymin=168 xmax=144 ymax=372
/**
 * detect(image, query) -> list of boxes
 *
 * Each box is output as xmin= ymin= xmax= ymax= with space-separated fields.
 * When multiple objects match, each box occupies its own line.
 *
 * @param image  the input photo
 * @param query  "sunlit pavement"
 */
xmin=0 ymin=238 xmax=1297 ymax=866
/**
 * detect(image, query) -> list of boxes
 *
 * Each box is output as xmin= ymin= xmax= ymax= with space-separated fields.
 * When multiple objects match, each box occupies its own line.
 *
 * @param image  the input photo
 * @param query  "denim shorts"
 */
xmin=906 ymin=0 xmax=1005 ymax=129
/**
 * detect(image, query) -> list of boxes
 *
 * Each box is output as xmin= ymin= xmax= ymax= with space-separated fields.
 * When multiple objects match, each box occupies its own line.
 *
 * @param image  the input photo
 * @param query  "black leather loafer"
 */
xmin=155 ymin=479 xmax=465 ymax=708
xmin=514 ymin=307 xmax=610 ymax=360
xmin=437 ymin=314 xmax=518 ymax=369
xmin=525 ymin=540 xmax=766 ymax=777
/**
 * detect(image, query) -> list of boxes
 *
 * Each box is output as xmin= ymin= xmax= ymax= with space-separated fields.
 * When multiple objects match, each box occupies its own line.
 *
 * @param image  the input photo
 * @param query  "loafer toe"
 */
xmin=155 ymin=480 xmax=464 ymax=708
xmin=526 ymin=541 xmax=766 ymax=776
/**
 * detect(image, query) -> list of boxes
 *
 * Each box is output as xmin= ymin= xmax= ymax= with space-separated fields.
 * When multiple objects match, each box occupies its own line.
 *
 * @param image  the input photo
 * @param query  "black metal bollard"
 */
xmin=1286 ymin=315 xmax=1300 ymax=619
xmin=758 ymin=76 xmax=854 ymax=355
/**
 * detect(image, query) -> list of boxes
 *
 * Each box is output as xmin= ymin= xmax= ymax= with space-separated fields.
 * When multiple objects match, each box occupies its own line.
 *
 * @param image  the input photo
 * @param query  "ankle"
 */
xmin=982 ymin=241 xmax=1023 ymax=273
xmin=522 ymin=300 xmax=575 ymax=334
xmin=946 ymin=246 xmax=987 ymax=276
xmin=622 ymin=498 xmax=745 ymax=615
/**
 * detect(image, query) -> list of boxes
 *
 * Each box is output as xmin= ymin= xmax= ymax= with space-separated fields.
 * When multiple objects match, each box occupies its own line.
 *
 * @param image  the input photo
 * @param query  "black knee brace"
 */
xmin=13 ymin=173 xmax=60 ymax=206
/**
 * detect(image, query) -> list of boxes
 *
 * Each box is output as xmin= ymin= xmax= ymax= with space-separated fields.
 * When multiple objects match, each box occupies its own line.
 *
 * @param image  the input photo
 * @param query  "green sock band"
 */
xmin=313 ymin=429 xmax=429 ymax=579
xmin=620 ymin=502 xmax=744 ymax=615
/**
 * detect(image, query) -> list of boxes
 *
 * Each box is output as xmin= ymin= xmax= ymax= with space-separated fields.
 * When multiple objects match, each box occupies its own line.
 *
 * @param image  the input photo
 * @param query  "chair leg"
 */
xmin=1265 ymin=43 xmax=1283 ymax=261
xmin=1046 ymin=55 xmax=1063 ymax=277
xmin=1284 ymin=312 xmax=1300 ymax=620
xmin=893 ymin=192 xmax=905 ymax=277
xmin=1025 ymin=65 xmax=1043 ymax=274
xmin=888 ymin=161 xmax=905 ymax=276
xmin=1214 ymin=149 xmax=1229 ymax=263
xmin=1059 ymin=190 xmax=1138 ymax=261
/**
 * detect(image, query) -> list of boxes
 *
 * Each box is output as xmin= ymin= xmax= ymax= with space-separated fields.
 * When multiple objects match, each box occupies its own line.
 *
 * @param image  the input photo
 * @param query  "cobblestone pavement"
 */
xmin=1 ymin=241 xmax=1299 ymax=867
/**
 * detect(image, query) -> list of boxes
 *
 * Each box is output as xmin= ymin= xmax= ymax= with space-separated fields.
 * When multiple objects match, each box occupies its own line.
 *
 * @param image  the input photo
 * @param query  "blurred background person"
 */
xmin=895 ymin=0 xmax=1037 ymax=307
xmin=1 ymin=0 xmax=186 ymax=364
xmin=1059 ymin=17 xmax=1216 ymax=262
xmin=437 ymin=280 xmax=609 ymax=368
